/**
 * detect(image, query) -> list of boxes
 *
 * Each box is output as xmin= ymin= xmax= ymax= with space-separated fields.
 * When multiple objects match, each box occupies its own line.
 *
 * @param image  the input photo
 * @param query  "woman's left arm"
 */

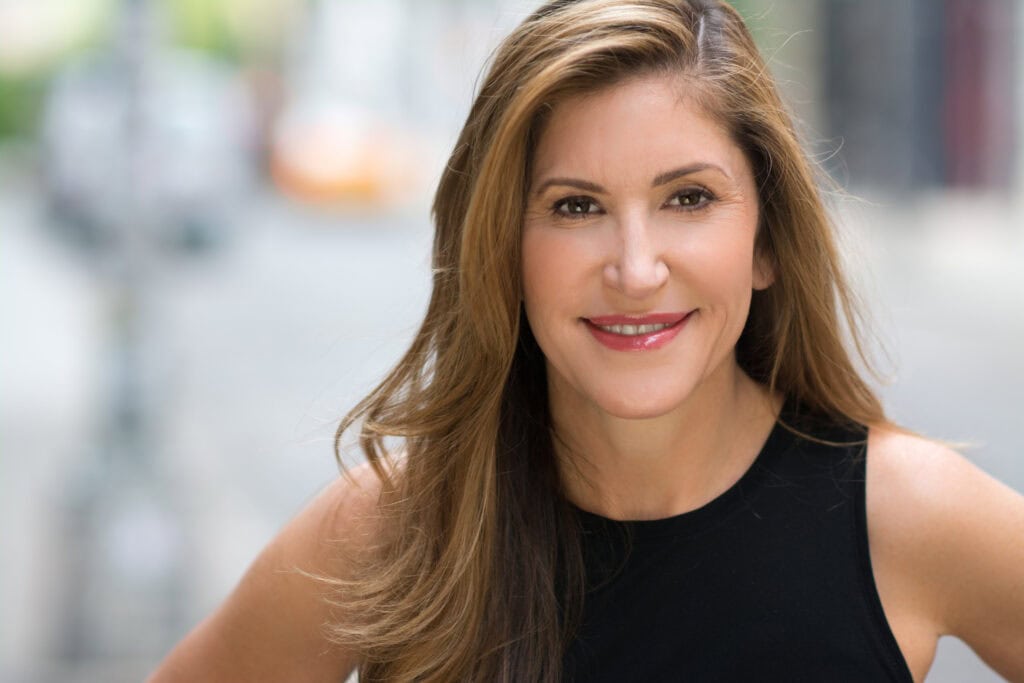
xmin=870 ymin=428 xmax=1024 ymax=681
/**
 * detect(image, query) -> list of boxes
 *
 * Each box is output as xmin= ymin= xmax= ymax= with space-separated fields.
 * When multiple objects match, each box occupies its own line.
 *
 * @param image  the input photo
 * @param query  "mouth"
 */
xmin=591 ymin=321 xmax=674 ymax=336
xmin=582 ymin=311 xmax=692 ymax=351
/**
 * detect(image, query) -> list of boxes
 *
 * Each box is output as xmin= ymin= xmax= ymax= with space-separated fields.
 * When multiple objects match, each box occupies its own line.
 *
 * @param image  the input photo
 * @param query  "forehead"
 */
xmin=530 ymin=74 xmax=748 ymax=185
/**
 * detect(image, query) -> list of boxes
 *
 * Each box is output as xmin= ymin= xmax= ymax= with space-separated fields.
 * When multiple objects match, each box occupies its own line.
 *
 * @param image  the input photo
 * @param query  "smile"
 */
xmin=583 ymin=312 xmax=692 ymax=351
xmin=595 ymin=322 xmax=672 ymax=336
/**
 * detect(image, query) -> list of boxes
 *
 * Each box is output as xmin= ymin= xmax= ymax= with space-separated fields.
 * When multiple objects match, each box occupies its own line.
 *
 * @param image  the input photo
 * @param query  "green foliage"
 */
xmin=727 ymin=0 xmax=772 ymax=43
xmin=163 ymin=0 xmax=243 ymax=61
xmin=0 ymin=0 xmax=112 ymax=140
xmin=0 ymin=75 xmax=48 ymax=140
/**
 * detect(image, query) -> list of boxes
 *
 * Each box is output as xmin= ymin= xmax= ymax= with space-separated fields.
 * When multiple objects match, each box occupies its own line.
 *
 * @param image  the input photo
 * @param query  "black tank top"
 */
xmin=562 ymin=406 xmax=914 ymax=682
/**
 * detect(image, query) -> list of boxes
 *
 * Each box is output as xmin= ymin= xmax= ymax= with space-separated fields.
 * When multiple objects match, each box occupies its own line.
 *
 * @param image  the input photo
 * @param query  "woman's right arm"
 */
xmin=147 ymin=462 xmax=385 ymax=682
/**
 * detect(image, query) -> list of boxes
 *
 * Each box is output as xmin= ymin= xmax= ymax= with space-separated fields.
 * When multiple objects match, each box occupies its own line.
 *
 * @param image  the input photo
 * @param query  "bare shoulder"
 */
xmin=148 ymin=461 xmax=388 ymax=683
xmin=867 ymin=426 xmax=1024 ymax=681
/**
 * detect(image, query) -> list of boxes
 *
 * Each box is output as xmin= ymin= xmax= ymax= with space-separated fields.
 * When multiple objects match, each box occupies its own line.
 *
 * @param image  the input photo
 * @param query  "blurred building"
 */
xmin=822 ymin=0 xmax=1018 ymax=190
xmin=1 ymin=1 xmax=1022 ymax=682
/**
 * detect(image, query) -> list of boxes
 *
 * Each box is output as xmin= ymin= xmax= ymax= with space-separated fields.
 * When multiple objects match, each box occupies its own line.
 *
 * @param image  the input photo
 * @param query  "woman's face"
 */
xmin=521 ymin=74 xmax=772 ymax=421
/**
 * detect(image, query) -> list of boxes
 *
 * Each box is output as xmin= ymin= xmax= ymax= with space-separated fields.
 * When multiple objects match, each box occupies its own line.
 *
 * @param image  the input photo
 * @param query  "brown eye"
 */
xmin=553 ymin=196 xmax=600 ymax=218
xmin=668 ymin=188 xmax=711 ymax=209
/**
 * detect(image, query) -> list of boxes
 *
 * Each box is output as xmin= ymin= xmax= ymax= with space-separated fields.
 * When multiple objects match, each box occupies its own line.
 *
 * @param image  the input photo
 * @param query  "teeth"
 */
xmin=598 ymin=322 xmax=671 ymax=335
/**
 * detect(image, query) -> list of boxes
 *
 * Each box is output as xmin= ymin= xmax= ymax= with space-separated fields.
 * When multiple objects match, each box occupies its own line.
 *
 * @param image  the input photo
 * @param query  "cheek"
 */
xmin=521 ymin=229 xmax=579 ymax=318
xmin=685 ymin=228 xmax=759 ymax=296
xmin=520 ymin=231 xmax=547 ymax=307
xmin=521 ymin=233 xmax=555 ymax=347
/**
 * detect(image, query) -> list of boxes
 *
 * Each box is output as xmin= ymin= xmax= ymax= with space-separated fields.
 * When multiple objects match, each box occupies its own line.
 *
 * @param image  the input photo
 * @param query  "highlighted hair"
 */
xmin=330 ymin=1 xmax=884 ymax=680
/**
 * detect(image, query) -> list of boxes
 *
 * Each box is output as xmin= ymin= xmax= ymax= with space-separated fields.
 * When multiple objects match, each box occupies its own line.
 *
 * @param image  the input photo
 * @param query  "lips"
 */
xmin=583 ymin=311 xmax=692 ymax=351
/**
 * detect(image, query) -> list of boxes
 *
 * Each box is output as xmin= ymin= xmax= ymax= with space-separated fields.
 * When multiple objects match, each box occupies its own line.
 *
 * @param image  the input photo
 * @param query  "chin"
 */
xmin=591 ymin=388 xmax=693 ymax=421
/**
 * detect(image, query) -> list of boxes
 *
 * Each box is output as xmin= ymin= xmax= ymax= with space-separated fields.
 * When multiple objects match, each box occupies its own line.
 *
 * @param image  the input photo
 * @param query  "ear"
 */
xmin=752 ymin=250 xmax=776 ymax=291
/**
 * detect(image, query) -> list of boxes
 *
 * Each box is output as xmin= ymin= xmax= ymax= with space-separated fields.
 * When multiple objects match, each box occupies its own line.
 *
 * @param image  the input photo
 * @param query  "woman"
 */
xmin=150 ymin=1 xmax=1024 ymax=681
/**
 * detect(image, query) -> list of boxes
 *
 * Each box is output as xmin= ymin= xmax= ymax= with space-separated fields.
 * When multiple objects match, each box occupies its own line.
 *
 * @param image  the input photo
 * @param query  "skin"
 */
xmin=521 ymin=74 xmax=777 ymax=521
xmin=519 ymin=73 xmax=1024 ymax=681
xmin=147 ymin=466 xmax=374 ymax=682
xmin=148 ymin=75 xmax=1024 ymax=682
xmin=868 ymin=427 xmax=1024 ymax=681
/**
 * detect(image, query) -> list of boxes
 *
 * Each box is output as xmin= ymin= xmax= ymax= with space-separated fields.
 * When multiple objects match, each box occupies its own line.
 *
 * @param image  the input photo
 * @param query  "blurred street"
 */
xmin=1 ymin=0 xmax=1023 ymax=681
xmin=4 ymin=166 xmax=1023 ymax=682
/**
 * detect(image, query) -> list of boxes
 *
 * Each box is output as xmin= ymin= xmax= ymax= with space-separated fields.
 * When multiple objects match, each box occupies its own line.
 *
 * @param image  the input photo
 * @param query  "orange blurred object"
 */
xmin=269 ymin=103 xmax=416 ymax=207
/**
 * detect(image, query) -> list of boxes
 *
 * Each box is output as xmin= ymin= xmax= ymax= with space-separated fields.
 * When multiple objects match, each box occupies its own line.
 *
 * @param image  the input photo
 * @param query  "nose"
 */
xmin=602 ymin=213 xmax=669 ymax=298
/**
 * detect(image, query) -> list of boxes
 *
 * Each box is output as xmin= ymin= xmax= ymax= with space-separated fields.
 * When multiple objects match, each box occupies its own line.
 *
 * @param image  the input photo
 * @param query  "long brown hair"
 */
xmin=329 ymin=1 xmax=885 ymax=680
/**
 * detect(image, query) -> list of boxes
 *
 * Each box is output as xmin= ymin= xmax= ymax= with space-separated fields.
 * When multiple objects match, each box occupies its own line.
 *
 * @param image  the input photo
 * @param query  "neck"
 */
xmin=551 ymin=362 xmax=781 ymax=521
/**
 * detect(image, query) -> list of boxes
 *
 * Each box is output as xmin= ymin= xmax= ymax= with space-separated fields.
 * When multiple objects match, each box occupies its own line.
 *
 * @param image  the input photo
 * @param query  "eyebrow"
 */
xmin=532 ymin=162 xmax=730 ymax=196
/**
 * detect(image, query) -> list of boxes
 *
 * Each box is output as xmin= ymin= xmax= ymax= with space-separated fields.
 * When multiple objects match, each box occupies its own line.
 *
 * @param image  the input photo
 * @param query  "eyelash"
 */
xmin=550 ymin=188 xmax=715 ymax=220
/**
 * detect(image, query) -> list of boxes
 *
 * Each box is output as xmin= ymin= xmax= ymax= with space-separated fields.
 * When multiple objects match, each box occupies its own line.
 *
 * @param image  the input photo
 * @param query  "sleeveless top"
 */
xmin=562 ymin=405 xmax=914 ymax=682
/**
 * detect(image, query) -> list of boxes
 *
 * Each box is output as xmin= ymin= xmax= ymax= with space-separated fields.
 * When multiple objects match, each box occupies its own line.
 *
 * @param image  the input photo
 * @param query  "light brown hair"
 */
xmin=329 ymin=1 xmax=885 ymax=680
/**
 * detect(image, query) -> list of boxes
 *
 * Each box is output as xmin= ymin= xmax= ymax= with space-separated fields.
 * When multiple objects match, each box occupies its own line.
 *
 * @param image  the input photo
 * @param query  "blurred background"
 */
xmin=1 ymin=0 xmax=1021 ymax=681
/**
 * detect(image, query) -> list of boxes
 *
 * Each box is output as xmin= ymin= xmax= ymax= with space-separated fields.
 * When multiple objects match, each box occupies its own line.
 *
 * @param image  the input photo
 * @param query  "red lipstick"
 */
xmin=583 ymin=311 xmax=692 ymax=351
